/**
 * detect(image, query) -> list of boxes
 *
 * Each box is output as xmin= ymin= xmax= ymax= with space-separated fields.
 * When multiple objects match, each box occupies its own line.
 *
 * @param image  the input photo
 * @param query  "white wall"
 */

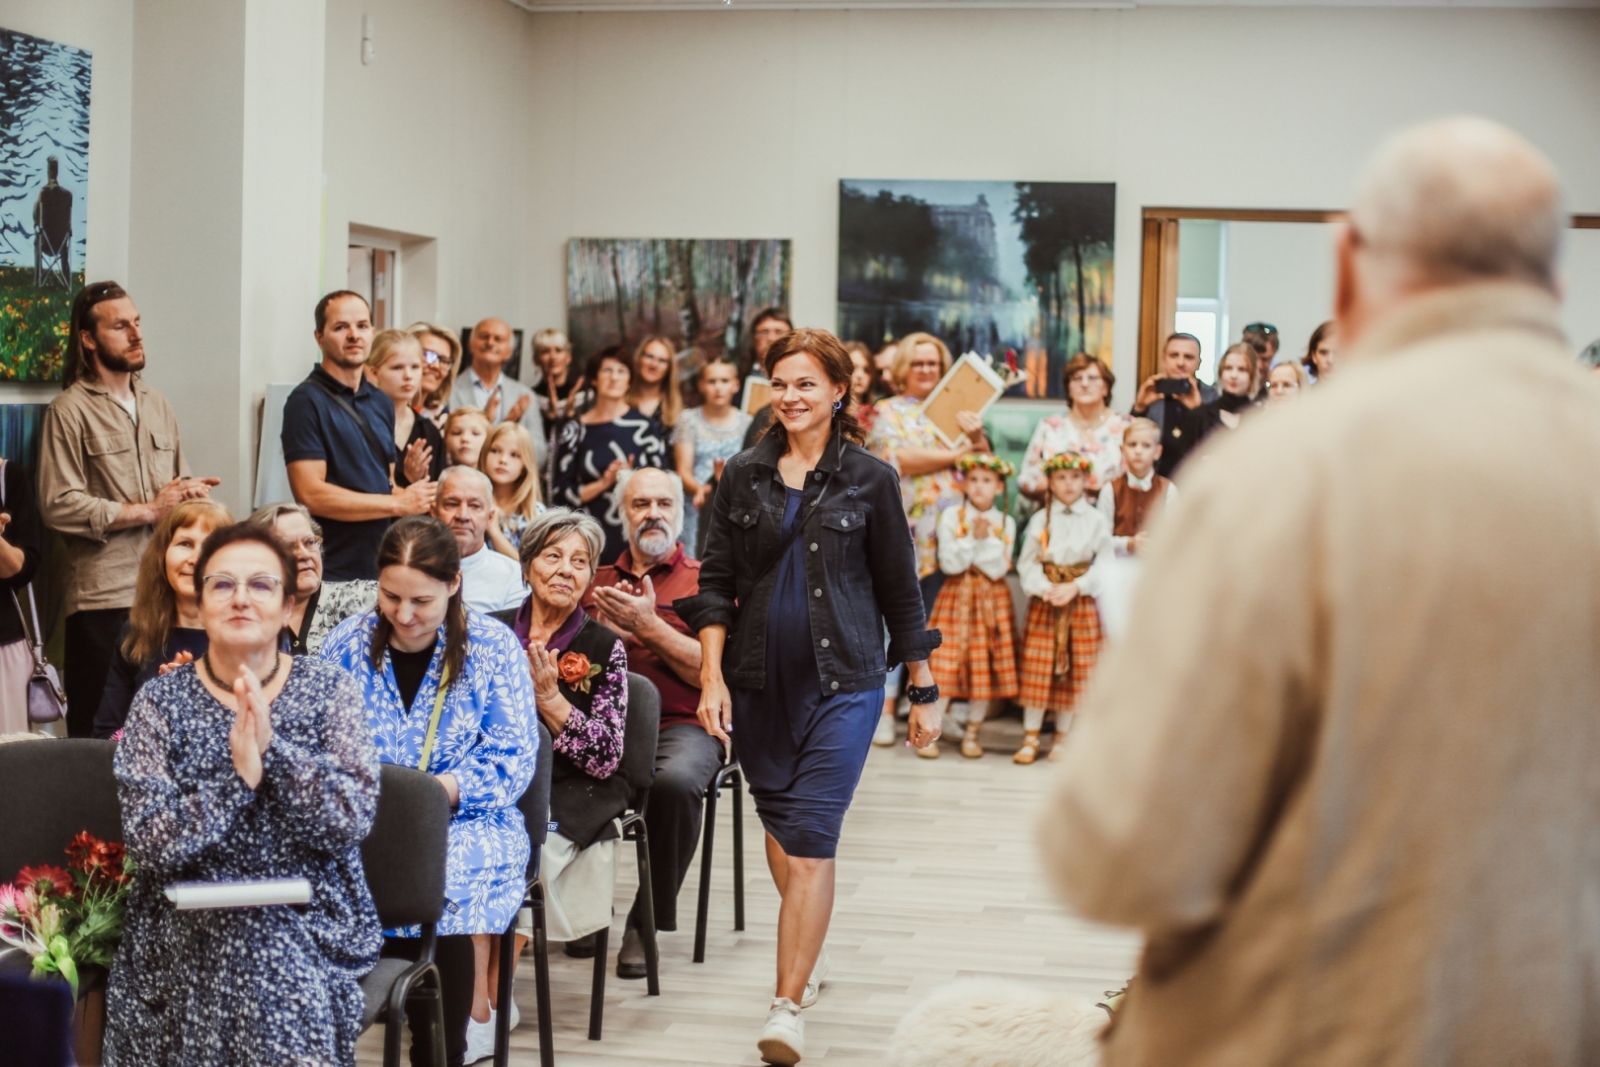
xmin=519 ymin=6 xmax=1600 ymax=407
xmin=1227 ymin=222 xmax=1338 ymax=371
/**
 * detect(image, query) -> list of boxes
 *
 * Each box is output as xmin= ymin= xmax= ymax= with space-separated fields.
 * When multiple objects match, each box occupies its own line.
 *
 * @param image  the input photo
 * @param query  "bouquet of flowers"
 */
xmin=0 ymin=832 xmax=133 ymax=996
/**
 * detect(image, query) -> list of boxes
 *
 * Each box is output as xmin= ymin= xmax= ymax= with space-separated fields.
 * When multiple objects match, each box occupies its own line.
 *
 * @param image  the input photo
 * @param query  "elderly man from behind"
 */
xmin=1042 ymin=118 xmax=1600 ymax=1066
xmin=450 ymin=317 xmax=547 ymax=467
xmin=583 ymin=466 xmax=719 ymax=980
xmin=434 ymin=465 xmax=526 ymax=615
xmin=39 ymin=281 xmax=220 ymax=736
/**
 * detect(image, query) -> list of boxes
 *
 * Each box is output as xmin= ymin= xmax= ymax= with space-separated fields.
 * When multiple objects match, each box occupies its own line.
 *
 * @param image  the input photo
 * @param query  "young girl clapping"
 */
xmin=481 ymin=421 xmax=544 ymax=559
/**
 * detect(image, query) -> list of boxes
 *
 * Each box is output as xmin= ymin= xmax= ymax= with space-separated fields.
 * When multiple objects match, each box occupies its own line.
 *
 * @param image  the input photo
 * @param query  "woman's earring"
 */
xmin=832 ymin=398 xmax=844 ymax=416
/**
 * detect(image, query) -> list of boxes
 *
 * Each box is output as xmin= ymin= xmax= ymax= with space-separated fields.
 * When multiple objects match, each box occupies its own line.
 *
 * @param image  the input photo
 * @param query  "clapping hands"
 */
xmin=228 ymin=666 xmax=275 ymax=790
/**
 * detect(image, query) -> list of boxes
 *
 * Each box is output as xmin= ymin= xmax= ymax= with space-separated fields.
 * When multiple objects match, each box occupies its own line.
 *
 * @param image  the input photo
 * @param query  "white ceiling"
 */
xmin=506 ymin=0 xmax=1598 ymax=11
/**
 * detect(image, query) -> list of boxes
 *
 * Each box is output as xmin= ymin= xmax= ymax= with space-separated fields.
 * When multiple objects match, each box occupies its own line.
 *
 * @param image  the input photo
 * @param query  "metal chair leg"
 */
xmin=732 ymin=768 xmax=745 ymax=931
xmin=693 ymin=777 xmax=720 ymax=964
xmin=587 ymin=925 xmax=610 ymax=1041
xmin=532 ymin=888 xmax=554 ymax=1067
xmin=634 ymin=828 xmax=661 ymax=996
xmin=493 ymin=918 xmax=517 ymax=1067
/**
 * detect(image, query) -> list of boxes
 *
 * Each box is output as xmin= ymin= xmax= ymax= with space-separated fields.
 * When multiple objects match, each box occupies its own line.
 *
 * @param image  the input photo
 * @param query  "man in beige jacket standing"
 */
xmin=39 ymin=282 xmax=218 ymax=737
xmin=1043 ymin=118 xmax=1597 ymax=1065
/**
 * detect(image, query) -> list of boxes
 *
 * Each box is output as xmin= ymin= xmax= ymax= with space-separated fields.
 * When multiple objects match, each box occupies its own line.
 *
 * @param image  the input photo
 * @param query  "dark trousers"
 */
xmin=627 ymin=723 xmax=723 ymax=933
xmin=64 ymin=608 xmax=128 ymax=739
xmin=381 ymin=933 xmax=475 ymax=1067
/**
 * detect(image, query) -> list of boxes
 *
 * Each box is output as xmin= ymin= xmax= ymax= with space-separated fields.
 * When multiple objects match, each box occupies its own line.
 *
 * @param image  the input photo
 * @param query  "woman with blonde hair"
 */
xmin=366 ymin=328 xmax=444 ymax=487
xmin=93 ymin=498 xmax=234 ymax=738
xmin=408 ymin=321 xmax=463 ymax=429
xmin=628 ymin=334 xmax=683 ymax=429
xmin=481 ymin=421 xmax=546 ymax=558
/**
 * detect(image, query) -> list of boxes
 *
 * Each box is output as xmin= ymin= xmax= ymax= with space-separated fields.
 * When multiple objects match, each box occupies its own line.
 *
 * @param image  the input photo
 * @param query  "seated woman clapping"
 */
xmin=103 ymin=523 xmax=382 ymax=1067
xmin=504 ymin=508 xmax=628 ymax=955
xmin=94 ymin=499 xmax=233 ymax=739
xmin=320 ymin=516 xmax=538 ymax=1067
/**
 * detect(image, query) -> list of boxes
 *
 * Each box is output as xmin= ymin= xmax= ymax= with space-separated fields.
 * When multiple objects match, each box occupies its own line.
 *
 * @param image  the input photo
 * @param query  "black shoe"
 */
xmin=616 ymin=926 xmax=647 ymax=979
xmin=563 ymin=932 xmax=599 ymax=959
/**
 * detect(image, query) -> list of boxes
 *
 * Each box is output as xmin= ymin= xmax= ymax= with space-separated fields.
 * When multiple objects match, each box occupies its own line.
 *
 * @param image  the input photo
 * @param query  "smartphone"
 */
xmin=1155 ymin=377 xmax=1192 ymax=397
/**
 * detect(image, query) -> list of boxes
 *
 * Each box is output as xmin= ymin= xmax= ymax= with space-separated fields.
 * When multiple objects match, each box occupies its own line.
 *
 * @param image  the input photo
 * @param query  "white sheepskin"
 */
xmin=885 ymin=978 xmax=1108 ymax=1067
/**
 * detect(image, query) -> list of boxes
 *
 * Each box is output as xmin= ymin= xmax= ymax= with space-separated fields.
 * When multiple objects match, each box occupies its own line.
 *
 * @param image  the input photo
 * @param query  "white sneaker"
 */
xmin=507 ymin=999 xmax=521 ymax=1031
xmin=872 ymin=714 xmax=896 ymax=746
xmin=758 ymin=997 xmax=805 ymax=1065
xmin=464 ymin=1008 xmax=497 ymax=1065
xmin=800 ymin=947 xmax=829 ymax=1008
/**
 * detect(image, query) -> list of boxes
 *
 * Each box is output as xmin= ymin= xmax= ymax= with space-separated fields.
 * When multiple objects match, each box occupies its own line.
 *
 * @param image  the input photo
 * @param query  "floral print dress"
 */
xmin=1018 ymin=410 xmax=1132 ymax=499
xmin=866 ymin=394 xmax=967 ymax=578
xmin=103 ymin=659 xmax=381 ymax=1067
xmin=320 ymin=609 xmax=538 ymax=937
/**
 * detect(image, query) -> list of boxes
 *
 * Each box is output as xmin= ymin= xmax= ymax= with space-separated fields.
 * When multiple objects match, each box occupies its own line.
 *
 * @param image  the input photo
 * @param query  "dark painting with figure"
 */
xmin=0 ymin=27 xmax=92 ymax=381
xmin=838 ymin=180 xmax=1114 ymax=400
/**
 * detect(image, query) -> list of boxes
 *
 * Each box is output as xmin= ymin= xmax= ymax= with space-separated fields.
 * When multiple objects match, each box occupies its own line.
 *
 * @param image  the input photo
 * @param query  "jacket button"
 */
xmin=809 ymin=542 xmax=818 ymax=552
xmin=840 ymin=518 xmax=848 ymax=527
xmin=830 ymin=681 xmax=839 ymax=691
xmin=813 ymin=588 xmax=823 ymax=598
xmin=820 ymin=638 xmax=830 ymax=648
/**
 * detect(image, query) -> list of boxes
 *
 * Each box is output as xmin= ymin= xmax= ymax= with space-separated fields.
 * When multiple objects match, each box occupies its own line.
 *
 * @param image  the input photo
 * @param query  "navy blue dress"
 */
xmin=731 ymin=486 xmax=885 ymax=859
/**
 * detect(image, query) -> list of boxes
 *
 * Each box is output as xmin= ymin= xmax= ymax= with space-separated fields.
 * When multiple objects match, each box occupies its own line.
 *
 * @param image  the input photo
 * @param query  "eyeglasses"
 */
xmin=201 ymin=574 xmax=285 ymax=602
xmin=422 ymin=349 xmax=448 ymax=365
xmin=1244 ymin=323 xmax=1279 ymax=336
xmin=286 ymin=535 xmax=323 ymax=553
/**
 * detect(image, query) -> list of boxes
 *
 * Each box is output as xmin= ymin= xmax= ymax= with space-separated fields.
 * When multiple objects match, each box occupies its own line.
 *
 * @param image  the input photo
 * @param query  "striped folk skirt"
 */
xmin=1019 ymin=595 xmax=1102 ymax=711
xmin=927 ymin=570 xmax=1019 ymax=701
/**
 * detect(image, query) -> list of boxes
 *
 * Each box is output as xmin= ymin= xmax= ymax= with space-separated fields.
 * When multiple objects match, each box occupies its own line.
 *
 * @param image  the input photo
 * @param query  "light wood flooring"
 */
xmin=358 ymin=713 xmax=1141 ymax=1066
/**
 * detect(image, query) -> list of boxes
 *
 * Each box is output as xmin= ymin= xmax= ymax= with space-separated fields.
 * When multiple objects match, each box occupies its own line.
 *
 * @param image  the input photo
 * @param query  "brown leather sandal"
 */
xmin=960 ymin=722 xmax=984 ymax=759
xmin=1013 ymin=729 xmax=1042 ymax=765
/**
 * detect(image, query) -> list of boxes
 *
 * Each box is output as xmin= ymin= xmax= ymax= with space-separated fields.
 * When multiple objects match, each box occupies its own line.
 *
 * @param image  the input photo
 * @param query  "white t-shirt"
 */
xmin=458 ymin=542 xmax=528 ymax=615
xmin=116 ymin=394 xmax=138 ymax=425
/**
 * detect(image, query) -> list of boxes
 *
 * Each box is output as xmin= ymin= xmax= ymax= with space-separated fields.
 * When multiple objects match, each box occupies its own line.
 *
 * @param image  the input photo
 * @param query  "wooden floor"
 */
xmin=358 ymin=713 xmax=1141 ymax=1066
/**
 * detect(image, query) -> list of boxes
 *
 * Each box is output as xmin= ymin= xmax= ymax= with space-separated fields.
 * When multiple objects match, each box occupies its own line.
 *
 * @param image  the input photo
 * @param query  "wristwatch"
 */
xmin=906 ymin=683 xmax=940 ymax=706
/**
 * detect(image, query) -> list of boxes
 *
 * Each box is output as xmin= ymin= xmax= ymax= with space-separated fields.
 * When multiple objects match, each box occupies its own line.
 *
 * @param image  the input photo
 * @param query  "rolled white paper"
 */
xmin=163 ymin=878 xmax=313 ymax=910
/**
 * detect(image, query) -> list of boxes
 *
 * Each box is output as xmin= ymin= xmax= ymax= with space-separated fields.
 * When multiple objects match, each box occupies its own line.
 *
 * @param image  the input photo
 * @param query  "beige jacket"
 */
xmin=1043 ymin=282 xmax=1600 ymax=1067
xmin=38 ymin=378 xmax=189 ymax=614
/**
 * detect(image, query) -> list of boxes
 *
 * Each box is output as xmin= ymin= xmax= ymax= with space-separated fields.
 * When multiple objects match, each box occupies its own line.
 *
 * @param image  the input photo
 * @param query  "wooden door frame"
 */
xmin=1136 ymin=207 xmax=1600 ymax=381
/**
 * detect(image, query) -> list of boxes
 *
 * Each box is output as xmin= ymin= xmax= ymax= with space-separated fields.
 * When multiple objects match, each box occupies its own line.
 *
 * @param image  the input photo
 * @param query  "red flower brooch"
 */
xmin=557 ymin=652 xmax=603 ymax=694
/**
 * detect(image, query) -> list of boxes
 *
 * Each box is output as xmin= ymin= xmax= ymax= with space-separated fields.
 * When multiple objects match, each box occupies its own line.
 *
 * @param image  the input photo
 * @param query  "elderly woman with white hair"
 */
xmin=500 ymin=507 xmax=631 ymax=959
xmin=248 ymin=503 xmax=377 ymax=655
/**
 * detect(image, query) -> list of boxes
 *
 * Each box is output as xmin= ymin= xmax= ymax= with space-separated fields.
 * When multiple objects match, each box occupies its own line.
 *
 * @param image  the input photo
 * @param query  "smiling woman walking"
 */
xmin=681 ymin=328 xmax=941 ymax=1066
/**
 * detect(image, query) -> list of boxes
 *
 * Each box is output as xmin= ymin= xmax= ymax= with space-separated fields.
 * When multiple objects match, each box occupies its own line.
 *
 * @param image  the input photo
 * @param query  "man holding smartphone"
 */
xmin=1131 ymin=332 xmax=1217 ymax=477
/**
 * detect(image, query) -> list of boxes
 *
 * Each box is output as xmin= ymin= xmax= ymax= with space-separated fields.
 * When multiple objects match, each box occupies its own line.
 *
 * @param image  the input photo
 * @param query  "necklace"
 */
xmin=202 ymin=650 xmax=283 ymax=693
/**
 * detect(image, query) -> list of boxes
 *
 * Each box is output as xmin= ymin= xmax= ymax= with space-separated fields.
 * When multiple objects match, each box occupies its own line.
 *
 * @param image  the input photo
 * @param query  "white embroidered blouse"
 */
xmin=935 ymin=505 xmax=1016 ymax=581
xmin=1017 ymin=497 xmax=1113 ymax=600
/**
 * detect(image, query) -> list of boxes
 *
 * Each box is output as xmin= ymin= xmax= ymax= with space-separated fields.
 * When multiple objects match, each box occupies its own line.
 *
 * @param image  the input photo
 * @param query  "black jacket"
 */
xmin=678 ymin=427 xmax=940 ymax=694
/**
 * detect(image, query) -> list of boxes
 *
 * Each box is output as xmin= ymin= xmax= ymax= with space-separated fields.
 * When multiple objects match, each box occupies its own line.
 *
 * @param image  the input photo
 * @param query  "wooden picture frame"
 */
xmin=920 ymin=353 xmax=1007 ymax=448
xmin=741 ymin=376 xmax=772 ymax=416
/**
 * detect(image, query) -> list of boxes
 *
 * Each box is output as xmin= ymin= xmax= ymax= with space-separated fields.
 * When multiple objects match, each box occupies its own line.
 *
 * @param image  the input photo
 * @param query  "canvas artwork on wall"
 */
xmin=0 ymin=27 xmax=92 ymax=382
xmin=567 ymin=238 xmax=791 ymax=387
xmin=837 ymin=180 xmax=1114 ymax=400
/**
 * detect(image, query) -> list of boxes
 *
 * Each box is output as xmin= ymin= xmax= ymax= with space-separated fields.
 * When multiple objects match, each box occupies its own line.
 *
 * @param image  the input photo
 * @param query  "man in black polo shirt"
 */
xmin=282 ymin=291 xmax=435 ymax=580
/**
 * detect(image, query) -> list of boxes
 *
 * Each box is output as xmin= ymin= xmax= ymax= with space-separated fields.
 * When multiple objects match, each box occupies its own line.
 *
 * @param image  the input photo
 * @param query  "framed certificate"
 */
xmin=920 ymin=353 xmax=1007 ymax=448
xmin=741 ymin=376 xmax=772 ymax=416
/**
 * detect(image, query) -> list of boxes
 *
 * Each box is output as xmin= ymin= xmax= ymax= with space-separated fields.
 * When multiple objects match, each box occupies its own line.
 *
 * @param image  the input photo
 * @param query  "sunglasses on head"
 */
xmin=1244 ymin=323 xmax=1278 ymax=335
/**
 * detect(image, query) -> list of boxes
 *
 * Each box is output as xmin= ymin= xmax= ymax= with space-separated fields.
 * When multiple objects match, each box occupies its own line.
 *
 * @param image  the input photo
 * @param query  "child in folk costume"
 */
xmin=1092 ymin=418 xmax=1179 ymax=640
xmin=1016 ymin=451 xmax=1113 ymax=764
xmin=925 ymin=454 xmax=1020 ymax=761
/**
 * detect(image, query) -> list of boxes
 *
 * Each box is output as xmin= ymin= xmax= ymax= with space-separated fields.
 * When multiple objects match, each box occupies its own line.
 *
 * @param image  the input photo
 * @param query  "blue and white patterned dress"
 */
xmin=320 ymin=609 xmax=538 ymax=937
xmin=672 ymin=406 xmax=754 ymax=557
xmin=103 ymin=659 xmax=381 ymax=1067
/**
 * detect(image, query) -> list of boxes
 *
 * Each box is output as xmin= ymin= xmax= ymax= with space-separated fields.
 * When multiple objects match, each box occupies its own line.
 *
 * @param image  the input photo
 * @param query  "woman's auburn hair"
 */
xmin=889 ymin=331 xmax=952 ymax=394
xmin=407 ymin=321 xmax=462 ymax=412
xmin=759 ymin=327 xmax=867 ymax=448
xmin=1061 ymin=352 xmax=1115 ymax=406
xmin=626 ymin=334 xmax=683 ymax=428
xmin=480 ymin=420 xmax=543 ymax=516
xmin=123 ymin=499 xmax=235 ymax=666
xmin=370 ymin=516 xmax=468 ymax=684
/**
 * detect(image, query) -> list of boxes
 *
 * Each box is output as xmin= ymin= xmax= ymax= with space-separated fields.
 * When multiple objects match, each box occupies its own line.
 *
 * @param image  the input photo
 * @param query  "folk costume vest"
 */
xmin=549 ymin=616 xmax=631 ymax=850
xmin=1110 ymin=473 xmax=1172 ymax=538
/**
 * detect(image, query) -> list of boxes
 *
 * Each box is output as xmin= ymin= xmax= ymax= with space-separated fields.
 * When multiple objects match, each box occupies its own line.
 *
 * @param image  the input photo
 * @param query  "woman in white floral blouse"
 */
xmin=1018 ymin=353 xmax=1131 ymax=503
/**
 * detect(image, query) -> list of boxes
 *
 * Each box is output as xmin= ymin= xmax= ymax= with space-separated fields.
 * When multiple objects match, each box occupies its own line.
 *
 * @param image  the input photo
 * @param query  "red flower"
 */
xmin=67 ymin=832 xmax=127 ymax=887
xmin=15 ymin=865 xmax=74 ymax=900
xmin=557 ymin=652 xmax=592 ymax=685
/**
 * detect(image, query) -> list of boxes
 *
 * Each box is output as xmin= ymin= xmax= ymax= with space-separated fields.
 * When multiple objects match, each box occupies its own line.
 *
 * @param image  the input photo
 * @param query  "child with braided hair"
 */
xmin=924 ymin=453 xmax=1020 ymax=760
xmin=1015 ymin=451 xmax=1112 ymax=764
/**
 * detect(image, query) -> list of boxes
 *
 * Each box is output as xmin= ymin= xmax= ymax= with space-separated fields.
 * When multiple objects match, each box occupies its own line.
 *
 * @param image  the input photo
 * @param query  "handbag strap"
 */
xmin=308 ymin=372 xmax=396 ymax=473
xmin=0 ymin=459 xmax=45 ymax=665
xmin=416 ymin=664 xmax=451 ymax=773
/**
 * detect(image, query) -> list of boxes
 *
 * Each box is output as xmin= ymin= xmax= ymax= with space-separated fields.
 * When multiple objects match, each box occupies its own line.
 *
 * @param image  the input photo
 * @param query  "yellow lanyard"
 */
xmin=416 ymin=665 xmax=451 ymax=772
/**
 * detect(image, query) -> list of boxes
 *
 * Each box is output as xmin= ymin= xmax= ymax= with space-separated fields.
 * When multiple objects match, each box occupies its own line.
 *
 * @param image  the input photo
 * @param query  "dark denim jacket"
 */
xmin=677 ymin=428 xmax=940 ymax=694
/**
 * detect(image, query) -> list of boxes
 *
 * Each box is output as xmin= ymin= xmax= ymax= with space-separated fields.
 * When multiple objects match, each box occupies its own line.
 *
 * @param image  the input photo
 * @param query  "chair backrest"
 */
xmin=361 ymin=764 xmax=451 ymax=929
xmin=0 ymin=739 xmax=121 ymax=883
xmin=622 ymin=673 xmax=661 ymax=804
xmin=516 ymin=722 xmax=553 ymax=877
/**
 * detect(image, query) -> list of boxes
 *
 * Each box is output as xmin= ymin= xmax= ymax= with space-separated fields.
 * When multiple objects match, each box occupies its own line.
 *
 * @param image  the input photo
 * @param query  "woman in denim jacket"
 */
xmin=679 ymin=328 xmax=941 ymax=1066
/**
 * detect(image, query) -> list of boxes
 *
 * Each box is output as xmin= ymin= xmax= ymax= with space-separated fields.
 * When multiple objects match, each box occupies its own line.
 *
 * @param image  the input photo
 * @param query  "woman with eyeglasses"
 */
xmin=249 ymin=503 xmax=378 ymax=656
xmin=410 ymin=321 xmax=464 ymax=430
xmin=93 ymin=499 xmax=234 ymax=739
xmin=104 ymin=522 xmax=381 ymax=1066
xmin=627 ymin=334 xmax=684 ymax=429
xmin=367 ymin=328 xmax=446 ymax=489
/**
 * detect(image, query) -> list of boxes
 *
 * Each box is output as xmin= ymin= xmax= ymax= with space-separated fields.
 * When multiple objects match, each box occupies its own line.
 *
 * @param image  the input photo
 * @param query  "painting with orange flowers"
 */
xmin=0 ymin=27 xmax=92 ymax=381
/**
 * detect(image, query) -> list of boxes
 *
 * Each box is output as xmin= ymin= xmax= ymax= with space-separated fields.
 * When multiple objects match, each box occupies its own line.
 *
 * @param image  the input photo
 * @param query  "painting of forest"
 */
xmin=0 ymin=27 xmax=91 ymax=382
xmin=837 ymin=180 xmax=1114 ymax=399
xmin=567 ymin=238 xmax=791 ymax=385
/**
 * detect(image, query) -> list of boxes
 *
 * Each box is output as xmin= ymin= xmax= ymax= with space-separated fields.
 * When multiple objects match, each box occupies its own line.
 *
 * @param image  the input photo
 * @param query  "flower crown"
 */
xmin=956 ymin=453 xmax=1016 ymax=479
xmin=1041 ymin=452 xmax=1093 ymax=475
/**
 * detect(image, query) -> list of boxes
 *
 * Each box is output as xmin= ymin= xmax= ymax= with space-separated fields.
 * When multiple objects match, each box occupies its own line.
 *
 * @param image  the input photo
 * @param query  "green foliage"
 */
xmin=838 ymin=188 xmax=939 ymax=300
xmin=0 ymin=267 xmax=74 ymax=382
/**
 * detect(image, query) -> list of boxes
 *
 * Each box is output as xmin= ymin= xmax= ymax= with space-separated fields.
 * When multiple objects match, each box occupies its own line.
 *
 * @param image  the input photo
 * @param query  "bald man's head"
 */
xmin=1350 ymin=117 xmax=1565 ymax=291
xmin=470 ymin=317 xmax=512 ymax=372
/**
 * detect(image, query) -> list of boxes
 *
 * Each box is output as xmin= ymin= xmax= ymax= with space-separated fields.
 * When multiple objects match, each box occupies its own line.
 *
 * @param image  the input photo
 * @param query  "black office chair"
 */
xmin=692 ymin=748 xmax=746 ymax=964
xmin=494 ymin=723 xmax=554 ymax=1067
xmin=0 ymin=738 xmax=121 ymax=881
xmin=360 ymin=764 xmax=453 ymax=1067
xmin=585 ymin=672 xmax=662 ymax=1041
